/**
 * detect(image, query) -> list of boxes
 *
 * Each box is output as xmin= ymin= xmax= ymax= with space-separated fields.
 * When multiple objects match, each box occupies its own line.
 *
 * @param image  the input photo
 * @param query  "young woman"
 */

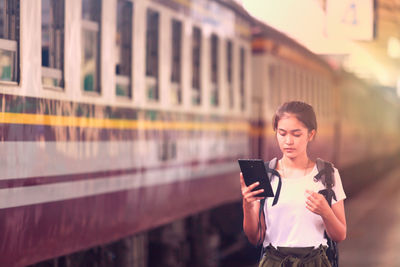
xmin=240 ymin=101 xmax=346 ymax=267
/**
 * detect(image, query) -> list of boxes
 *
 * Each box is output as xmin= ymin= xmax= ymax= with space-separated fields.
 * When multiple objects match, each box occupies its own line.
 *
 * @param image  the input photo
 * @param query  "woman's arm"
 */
xmin=306 ymin=190 xmax=347 ymax=242
xmin=240 ymin=173 xmax=266 ymax=245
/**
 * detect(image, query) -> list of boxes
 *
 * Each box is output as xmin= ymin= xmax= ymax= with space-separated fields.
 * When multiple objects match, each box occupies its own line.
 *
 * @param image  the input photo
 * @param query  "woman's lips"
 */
xmin=284 ymin=148 xmax=295 ymax=152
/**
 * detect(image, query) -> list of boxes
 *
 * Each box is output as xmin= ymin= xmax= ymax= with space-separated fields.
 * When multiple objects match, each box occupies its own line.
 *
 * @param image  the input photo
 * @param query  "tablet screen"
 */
xmin=238 ymin=159 xmax=274 ymax=197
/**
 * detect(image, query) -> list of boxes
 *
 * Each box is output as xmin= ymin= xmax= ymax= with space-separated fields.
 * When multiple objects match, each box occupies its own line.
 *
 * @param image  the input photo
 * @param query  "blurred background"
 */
xmin=0 ymin=0 xmax=399 ymax=266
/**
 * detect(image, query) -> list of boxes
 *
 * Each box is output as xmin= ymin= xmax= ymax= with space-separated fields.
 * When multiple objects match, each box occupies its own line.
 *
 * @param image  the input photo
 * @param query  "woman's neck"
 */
xmin=282 ymin=155 xmax=310 ymax=170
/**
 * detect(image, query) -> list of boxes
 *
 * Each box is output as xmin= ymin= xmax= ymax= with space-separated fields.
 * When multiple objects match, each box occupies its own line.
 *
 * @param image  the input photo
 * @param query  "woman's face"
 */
xmin=276 ymin=113 xmax=315 ymax=159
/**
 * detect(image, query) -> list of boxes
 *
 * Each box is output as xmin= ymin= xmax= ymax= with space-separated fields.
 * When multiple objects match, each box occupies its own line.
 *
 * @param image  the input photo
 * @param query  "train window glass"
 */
xmin=313 ymin=78 xmax=318 ymax=114
xmin=276 ymin=65 xmax=282 ymax=107
xmin=290 ymin=68 xmax=294 ymax=100
xmin=322 ymin=81 xmax=325 ymax=117
xmin=115 ymin=0 xmax=133 ymax=98
xmin=281 ymin=66 xmax=286 ymax=101
xmin=145 ymin=9 xmax=159 ymax=101
xmin=286 ymin=67 xmax=291 ymax=101
xmin=311 ymin=77 xmax=315 ymax=105
xmin=327 ymin=83 xmax=331 ymax=118
xmin=316 ymin=78 xmax=321 ymax=116
xmin=268 ymin=65 xmax=275 ymax=107
xmin=299 ymin=71 xmax=304 ymax=101
xmin=284 ymin=67 xmax=293 ymax=101
xmin=171 ymin=19 xmax=182 ymax=105
xmin=81 ymin=0 xmax=101 ymax=93
xmin=328 ymin=85 xmax=332 ymax=118
xmin=297 ymin=71 xmax=302 ymax=101
xmin=0 ymin=0 xmax=19 ymax=82
xmin=210 ymin=34 xmax=218 ymax=107
xmin=42 ymin=0 xmax=64 ymax=89
xmin=295 ymin=70 xmax=300 ymax=100
xmin=308 ymin=75 xmax=312 ymax=104
xmin=239 ymin=47 xmax=245 ymax=111
xmin=303 ymin=73 xmax=308 ymax=102
xmin=326 ymin=85 xmax=329 ymax=118
xmin=226 ymin=40 xmax=233 ymax=109
xmin=192 ymin=26 xmax=201 ymax=105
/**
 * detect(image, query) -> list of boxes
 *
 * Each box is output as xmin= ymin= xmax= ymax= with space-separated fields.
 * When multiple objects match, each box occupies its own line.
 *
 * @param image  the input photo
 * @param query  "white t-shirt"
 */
xmin=263 ymin=164 xmax=346 ymax=248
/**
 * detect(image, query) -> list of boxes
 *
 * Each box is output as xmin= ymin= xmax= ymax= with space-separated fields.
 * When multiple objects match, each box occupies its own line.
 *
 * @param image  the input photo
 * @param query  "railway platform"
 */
xmin=340 ymin=165 xmax=400 ymax=267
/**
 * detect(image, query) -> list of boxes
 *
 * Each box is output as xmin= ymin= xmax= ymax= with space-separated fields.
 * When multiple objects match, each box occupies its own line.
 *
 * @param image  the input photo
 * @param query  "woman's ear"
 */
xmin=308 ymin=129 xmax=316 ymax=142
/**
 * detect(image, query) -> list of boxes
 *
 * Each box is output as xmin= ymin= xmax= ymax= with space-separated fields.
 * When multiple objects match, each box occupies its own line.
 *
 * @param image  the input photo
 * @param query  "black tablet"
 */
xmin=238 ymin=159 xmax=274 ymax=197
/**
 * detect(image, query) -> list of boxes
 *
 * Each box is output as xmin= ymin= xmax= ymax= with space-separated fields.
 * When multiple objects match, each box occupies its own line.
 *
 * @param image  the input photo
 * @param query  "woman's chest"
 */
xmin=268 ymin=177 xmax=324 ymax=207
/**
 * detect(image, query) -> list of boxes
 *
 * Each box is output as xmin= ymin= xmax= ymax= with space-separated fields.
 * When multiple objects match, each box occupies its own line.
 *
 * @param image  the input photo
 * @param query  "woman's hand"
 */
xmin=240 ymin=173 xmax=266 ymax=245
xmin=305 ymin=190 xmax=332 ymax=218
xmin=240 ymin=172 xmax=265 ymax=207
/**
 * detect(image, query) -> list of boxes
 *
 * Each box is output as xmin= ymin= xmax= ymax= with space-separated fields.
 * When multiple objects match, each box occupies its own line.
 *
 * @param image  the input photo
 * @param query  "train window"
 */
xmin=276 ymin=65 xmax=282 ymax=107
xmin=239 ymin=47 xmax=245 ymax=111
xmin=286 ymin=67 xmax=291 ymax=101
xmin=312 ymin=77 xmax=317 ymax=113
xmin=42 ymin=0 xmax=64 ymax=88
xmin=268 ymin=65 xmax=275 ymax=107
xmin=81 ymin=0 xmax=101 ymax=93
xmin=226 ymin=40 xmax=233 ymax=109
xmin=115 ymin=0 xmax=133 ymax=98
xmin=210 ymin=34 xmax=218 ymax=107
xmin=192 ymin=26 xmax=201 ymax=105
xmin=145 ymin=9 xmax=159 ymax=101
xmin=301 ymin=73 xmax=307 ymax=102
xmin=171 ymin=19 xmax=182 ymax=105
xmin=316 ymin=78 xmax=321 ymax=116
xmin=322 ymin=80 xmax=327 ymax=117
xmin=294 ymin=70 xmax=300 ymax=100
xmin=289 ymin=68 xmax=294 ymax=100
xmin=318 ymin=80 xmax=322 ymax=117
xmin=0 ymin=0 xmax=19 ymax=82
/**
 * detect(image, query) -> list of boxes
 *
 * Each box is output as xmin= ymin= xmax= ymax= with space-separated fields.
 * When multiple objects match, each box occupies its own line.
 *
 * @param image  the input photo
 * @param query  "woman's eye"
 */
xmin=293 ymin=134 xmax=301 ymax=137
xmin=279 ymin=132 xmax=286 ymax=136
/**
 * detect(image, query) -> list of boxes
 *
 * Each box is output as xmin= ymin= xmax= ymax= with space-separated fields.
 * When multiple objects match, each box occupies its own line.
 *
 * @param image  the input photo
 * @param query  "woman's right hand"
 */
xmin=240 ymin=173 xmax=265 ymax=207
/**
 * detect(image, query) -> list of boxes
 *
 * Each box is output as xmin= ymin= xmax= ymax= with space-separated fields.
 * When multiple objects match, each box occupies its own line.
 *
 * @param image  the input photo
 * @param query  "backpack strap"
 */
xmin=257 ymin=158 xmax=280 ymax=248
xmin=265 ymin=158 xmax=281 ymax=206
xmin=314 ymin=158 xmax=339 ymax=267
xmin=314 ymin=158 xmax=337 ymax=204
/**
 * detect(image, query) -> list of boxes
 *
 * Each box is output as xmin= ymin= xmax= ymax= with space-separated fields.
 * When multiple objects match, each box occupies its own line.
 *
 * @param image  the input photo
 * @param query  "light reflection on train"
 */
xmin=0 ymin=0 xmax=399 ymax=266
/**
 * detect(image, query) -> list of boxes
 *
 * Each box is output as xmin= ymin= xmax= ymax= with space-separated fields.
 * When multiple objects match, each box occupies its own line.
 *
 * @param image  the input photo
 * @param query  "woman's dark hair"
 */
xmin=273 ymin=101 xmax=317 ymax=132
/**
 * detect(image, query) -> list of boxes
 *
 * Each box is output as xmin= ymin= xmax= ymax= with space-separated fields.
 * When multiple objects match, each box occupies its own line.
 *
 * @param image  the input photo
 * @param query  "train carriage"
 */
xmin=0 ymin=0 xmax=254 ymax=266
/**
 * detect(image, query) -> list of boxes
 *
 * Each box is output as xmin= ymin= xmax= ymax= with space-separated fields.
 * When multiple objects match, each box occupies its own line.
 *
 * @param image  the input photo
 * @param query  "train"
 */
xmin=0 ymin=0 xmax=399 ymax=266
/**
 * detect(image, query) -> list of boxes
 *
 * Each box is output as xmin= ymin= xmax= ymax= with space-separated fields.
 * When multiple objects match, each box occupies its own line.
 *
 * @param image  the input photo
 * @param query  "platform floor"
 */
xmin=339 ymin=166 xmax=400 ymax=267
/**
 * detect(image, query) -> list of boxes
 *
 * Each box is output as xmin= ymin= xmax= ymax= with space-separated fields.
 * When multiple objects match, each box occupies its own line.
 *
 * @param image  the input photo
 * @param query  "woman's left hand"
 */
xmin=305 ymin=190 xmax=331 ymax=218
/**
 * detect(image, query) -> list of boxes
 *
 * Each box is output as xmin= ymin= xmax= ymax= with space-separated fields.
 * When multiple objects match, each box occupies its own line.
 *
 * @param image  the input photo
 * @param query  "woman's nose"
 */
xmin=285 ymin=135 xmax=294 ymax=144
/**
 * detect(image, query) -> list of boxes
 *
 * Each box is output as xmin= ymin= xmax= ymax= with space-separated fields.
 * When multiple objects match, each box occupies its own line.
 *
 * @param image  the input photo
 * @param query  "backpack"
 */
xmin=259 ymin=158 xmax=339 ymax=267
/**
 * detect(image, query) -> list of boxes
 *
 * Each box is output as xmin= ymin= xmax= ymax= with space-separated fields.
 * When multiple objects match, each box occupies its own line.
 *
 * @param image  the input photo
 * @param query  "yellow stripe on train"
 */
xmin=0 ymin=112 xmax=256 ymax=133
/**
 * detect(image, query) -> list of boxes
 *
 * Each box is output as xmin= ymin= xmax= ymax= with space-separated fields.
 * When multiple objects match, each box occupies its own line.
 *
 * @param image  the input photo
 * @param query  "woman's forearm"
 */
xmin=322 ymin=202 xmax=347 ymax=242
xmin=242 ymin=200 xmax=264 ymax=245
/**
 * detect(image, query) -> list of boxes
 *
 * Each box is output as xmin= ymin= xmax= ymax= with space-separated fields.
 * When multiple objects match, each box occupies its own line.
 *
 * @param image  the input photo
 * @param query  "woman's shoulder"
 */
xmin=265 ymin=157 xmax=279 ymax=169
